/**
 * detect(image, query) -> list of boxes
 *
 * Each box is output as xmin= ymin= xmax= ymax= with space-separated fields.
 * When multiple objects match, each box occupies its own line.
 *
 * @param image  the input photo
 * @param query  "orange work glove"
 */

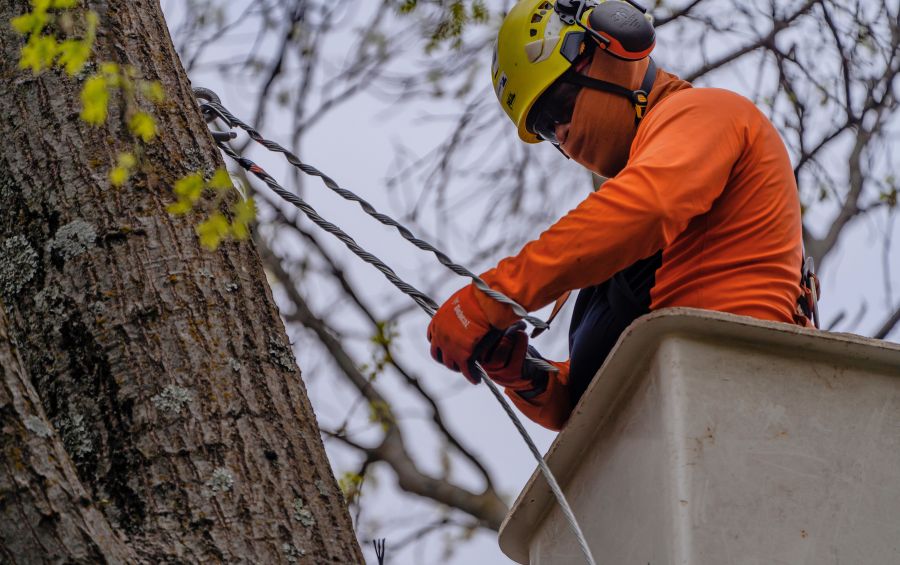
xmin=427 ymin=284 xmax=505 ymax=384
xmin=479 ymin=322 xmax=543 ymax=391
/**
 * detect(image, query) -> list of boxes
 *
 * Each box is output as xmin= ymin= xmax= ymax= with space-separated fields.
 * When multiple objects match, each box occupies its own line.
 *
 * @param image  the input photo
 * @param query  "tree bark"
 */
xmin=0 ymin=0 xmax=363 ymax=563
xmin=1 ymin=304 xmax=138 ymax=564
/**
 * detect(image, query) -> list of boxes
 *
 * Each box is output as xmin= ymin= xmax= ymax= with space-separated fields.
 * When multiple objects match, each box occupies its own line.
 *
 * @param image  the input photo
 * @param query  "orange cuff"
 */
xmin=505 ymin=360 xmax=573 ymax=431
xmin=473 ymin=274 xmax=522 ymax=329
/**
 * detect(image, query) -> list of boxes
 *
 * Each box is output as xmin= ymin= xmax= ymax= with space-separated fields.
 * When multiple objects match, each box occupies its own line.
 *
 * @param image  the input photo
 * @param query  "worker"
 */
xmin=426 ymin=0 xmax=817 ymax=430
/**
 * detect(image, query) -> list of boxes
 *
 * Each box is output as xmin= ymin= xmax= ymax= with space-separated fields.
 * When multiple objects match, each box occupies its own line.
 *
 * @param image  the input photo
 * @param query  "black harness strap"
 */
xmin=564 ymin=58 xmax=657 ymax=122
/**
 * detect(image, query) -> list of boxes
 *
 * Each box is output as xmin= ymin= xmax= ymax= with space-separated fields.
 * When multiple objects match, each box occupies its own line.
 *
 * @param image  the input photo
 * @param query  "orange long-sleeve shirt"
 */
xmin=474 ymin=88 xmax=804 ymax=429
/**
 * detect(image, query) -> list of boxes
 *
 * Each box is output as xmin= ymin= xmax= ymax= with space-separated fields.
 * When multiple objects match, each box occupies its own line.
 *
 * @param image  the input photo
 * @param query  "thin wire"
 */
xmin=193 ymin=89 xmax=595 ymax=565
xmin=194 ymin=91 xmax=548 ymax=333
xmin=217 ymin=141 xmax=441 ymax=316
xmin=482 ymin=377 xmax=596 ymax=565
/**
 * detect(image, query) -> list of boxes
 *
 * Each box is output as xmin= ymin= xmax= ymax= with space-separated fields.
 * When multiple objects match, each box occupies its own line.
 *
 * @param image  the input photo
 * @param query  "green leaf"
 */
xmin=338 ymin=471 xmax=365 ymax=502
xmin=80 ymin=74 xmax=109 ymax=124
xmin=99 ymin=62 xmax=119 ymax=80
xmin=19 ymin=34 xmax=58 ymax=73
xmin=208 ymin=168 xmax=233 ymax=190
xmin=117 ymin=151 xmax=136 ymax=169
xmin=140 ymin=80 xmax=165 ymax=104
xmin=56 ymin=38 xmax=90 ymax=75
xmin=196 ymin=212 xmax=230 ymax=250
xmin=230 ymin=198 xmax=256 ymax=239
xmin=173 ymin=173 xmax=204 ymax=203
xmin=166 ymin=199 xmax=193 ymax=215
xmin=128 ymin=111 xmax=157 ymax=142
xmin=109 ymin=166 xmax=130 ymax=187
xmin=471 ymin=0 xmax=488 ymax=22
xmin=84 ymin=9 xmax=98 ymax=29
xmin=108 ymin=152 xmax=136 ymax=187
xmin=232 ymin=198 xmax=255 ymax=223
xmin=11 ymin=11 xmax=47 ymax=35
xmin=51 ymin=0 xmax=79 ymax=7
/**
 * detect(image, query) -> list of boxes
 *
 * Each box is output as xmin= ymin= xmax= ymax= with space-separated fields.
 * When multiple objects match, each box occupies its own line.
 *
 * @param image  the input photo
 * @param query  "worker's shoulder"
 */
xmin=641 ymin=87 xmax=765 ymax=141
xmin=651 ymin=87 xmax=761 ymax=121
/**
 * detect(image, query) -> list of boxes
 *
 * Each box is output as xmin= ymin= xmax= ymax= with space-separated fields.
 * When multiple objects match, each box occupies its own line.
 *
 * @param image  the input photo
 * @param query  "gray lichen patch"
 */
xmin=282 ymin=543 xmax=305 ymax=563
xmin=56 ymin=413 xmax=94 ymax=460
xmin=268 ymin=337 xmax=295 ymax=371
xmin=205 ymin=467 xmax=234 ymax=496
xmin=23 ymin=415 xmax=52 ymax=438
xmin=48 ymin=220 xmax=97 ymax=260
xmin=315 ymin=479 xmax=329 ymax=497
xmin=34 ymin=286 xmax=67 ymax=319
xmin=292 ymin=497 xmax=315 ymax=527
xmin=0 ymin=235 xmax=38 ymax=300
xmin=228 ymin=357 xmax=242 ymax=373
xmin=151 ymin=385 xmax=193 ymax=415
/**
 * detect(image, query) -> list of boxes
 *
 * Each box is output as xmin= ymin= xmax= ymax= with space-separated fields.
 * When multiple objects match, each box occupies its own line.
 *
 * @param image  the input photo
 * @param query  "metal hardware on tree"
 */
xmin=192 ymin=88 xmax=549 ymax=334
xmin=192 ymin=88 xmax=596 ymax=565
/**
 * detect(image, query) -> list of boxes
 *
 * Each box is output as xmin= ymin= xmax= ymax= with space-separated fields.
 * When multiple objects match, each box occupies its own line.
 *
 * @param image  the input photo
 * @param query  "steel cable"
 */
xmin=193 ymin=88 xmax=596 ymax=565
xmin=194 ymin=88 xmax=548 ymax=333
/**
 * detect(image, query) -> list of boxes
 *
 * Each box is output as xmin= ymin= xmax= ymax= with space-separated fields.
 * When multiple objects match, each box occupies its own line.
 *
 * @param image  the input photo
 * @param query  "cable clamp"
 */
xmin=193 ymin=87 xmax=237 ymax=142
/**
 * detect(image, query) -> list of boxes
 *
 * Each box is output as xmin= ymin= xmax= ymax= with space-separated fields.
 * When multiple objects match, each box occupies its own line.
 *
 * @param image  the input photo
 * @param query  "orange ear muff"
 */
xmin=588 ymin=1 xmax=655 ymax=61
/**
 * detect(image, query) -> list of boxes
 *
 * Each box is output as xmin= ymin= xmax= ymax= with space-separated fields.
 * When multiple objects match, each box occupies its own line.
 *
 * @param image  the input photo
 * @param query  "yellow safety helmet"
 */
xmin=491 ymin=0 xmax=656 ymax=143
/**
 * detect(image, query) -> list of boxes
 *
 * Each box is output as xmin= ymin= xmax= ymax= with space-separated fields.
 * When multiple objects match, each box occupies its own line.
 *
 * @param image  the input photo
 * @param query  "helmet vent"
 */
xmin=531 ymin=13 xmax=543 ymax=23
xmin=530 ymin=28 xmax=538 ymax=37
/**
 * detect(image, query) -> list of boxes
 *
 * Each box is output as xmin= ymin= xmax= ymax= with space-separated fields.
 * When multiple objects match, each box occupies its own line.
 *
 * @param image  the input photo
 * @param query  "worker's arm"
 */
xmin=474 ymin=90 xmax=751 ymax=326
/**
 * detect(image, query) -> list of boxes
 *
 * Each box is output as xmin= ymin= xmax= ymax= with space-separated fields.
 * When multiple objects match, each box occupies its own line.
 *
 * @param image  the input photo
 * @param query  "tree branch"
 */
xmin=255 ymin=237 xmax=508 ymax=529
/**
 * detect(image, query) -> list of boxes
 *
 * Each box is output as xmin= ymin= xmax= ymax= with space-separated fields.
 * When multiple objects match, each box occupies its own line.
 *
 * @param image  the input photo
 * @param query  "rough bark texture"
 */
xmin=0 ymin=0 xmax=363 ymax=563
xmin=1 ymin=305 xmax=138 ymax=564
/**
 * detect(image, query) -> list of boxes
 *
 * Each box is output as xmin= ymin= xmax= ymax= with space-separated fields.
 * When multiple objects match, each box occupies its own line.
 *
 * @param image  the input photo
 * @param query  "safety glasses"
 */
xmin=526 ymin=80 xmax=582 ymax=145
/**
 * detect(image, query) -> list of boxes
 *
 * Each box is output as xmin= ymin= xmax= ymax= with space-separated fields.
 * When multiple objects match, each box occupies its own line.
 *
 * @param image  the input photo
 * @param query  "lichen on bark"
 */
xmin=48 ymin=219 xmax=98 ymax=260
xmin=0 ymin=235 xmax=38 ymax=300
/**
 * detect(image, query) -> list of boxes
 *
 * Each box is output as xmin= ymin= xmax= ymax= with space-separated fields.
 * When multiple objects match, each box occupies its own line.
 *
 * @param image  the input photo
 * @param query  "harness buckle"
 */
xmin=633 ymin=90 xmax=649 ymax=120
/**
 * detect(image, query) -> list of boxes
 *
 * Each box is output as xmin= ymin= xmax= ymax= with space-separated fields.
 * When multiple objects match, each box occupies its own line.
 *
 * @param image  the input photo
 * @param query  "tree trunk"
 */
xmin=0 ymin=0 xmax=363 ymax=563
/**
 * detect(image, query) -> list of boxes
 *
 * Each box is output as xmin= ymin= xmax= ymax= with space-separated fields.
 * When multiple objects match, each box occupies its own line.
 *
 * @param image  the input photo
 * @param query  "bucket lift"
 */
xmin=499 ymin=308 xmax=900 ymax=564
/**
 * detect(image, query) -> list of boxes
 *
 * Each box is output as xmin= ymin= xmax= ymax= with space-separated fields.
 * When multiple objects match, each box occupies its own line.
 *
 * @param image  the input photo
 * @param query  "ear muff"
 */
xmin=554 ymin=0 xmax=655 ymax=61
xmin=587 ymin=1 xmax=655 ymax=60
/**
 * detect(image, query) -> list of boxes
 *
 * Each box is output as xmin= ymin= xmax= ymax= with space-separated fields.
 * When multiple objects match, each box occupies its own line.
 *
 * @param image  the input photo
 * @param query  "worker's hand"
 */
xmin=477 ymin=322 xmax=535 ymax=390
xmin=427 ymin=284 xmax=497 ymax=383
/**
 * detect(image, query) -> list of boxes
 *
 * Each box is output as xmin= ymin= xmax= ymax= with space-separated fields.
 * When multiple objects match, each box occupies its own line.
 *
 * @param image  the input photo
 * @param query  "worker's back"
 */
xmin=644 ymin=88 xmax=803 ymax=324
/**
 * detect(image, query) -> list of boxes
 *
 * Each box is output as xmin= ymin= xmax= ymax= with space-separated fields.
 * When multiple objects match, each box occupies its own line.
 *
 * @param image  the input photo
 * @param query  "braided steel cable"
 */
xmin=482 ymin=377 xmax=596 ymax=565
xmin=193 ymin=89 xmax=595 ymax=565
xmin=212 ymin=138 xmax=558 ymax=374
xmin=217 ymin=142 xmax=441 ymax=316
xmin=194 ymin=89 xmax=549 ymax=333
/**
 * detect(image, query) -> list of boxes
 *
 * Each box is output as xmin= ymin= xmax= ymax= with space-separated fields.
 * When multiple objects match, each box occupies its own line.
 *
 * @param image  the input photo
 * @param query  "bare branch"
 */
xmin=685 ymin=0 xmax=820 ymax=83
xmin=255 ymin=236 xmax=508 ymax=529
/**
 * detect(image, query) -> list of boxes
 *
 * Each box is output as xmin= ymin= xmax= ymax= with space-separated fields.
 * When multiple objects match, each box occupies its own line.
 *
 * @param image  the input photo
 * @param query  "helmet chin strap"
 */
xmin=563 ymin=57 xmax=657 ymax=123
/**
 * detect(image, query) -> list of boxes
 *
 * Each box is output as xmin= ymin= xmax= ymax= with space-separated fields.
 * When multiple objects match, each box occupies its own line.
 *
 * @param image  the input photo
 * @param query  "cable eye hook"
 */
xmin=192 ymin=87 xmax=237 ymax=142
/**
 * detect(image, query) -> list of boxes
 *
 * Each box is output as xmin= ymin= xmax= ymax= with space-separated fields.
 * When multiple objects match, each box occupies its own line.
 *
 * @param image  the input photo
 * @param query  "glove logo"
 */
xmin=452 ymin=297 xmax=471 ymax=329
